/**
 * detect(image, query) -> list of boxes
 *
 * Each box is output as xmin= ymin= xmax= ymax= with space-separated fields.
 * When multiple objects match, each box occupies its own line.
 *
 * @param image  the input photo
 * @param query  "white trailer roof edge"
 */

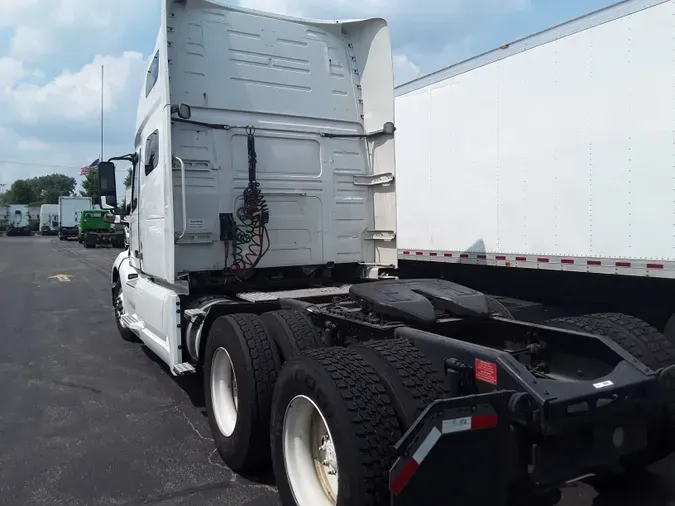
xmin=395 ymin=0 xmax=669 ymax=97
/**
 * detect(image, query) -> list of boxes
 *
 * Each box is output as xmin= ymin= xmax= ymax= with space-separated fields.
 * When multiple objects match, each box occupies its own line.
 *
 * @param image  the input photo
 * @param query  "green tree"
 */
xmin=5 ymin=174 xmax=75 ymax=205
xmin=37 ymin=174 xmax=76 ymax=204
xmin=124 ymin=168 xmax=132 ymax=188
xmin=80 ymin=167 xmax=100 ymax=203
xmin=6 ymin=179 xmax=38 ymax=204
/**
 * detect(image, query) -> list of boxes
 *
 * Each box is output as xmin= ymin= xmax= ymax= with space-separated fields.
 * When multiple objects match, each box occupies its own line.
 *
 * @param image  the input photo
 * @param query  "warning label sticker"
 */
xmin=475 ymin=359 xmax=498 ymax=385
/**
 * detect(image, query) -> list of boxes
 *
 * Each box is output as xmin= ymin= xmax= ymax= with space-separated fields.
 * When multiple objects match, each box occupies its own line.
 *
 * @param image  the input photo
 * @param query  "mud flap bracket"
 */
xmin=389 ymin=390 xmax=516 ymax=506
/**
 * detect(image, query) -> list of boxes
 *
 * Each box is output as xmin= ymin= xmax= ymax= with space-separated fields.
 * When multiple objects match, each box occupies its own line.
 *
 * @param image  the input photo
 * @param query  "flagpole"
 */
xmin=100 ymin=64 xmax=104 ymax=163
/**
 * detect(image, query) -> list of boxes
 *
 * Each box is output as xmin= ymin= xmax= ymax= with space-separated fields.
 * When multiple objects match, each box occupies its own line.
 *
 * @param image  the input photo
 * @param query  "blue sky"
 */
xmin=0 ymin=0 xmax=620 ymax=189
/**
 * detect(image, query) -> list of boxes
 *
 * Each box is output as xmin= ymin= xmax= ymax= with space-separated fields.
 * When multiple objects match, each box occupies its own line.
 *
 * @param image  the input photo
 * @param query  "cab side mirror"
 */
xmin=98 ymin=161 xmax=117 ymax=209
xmin=103 ymin=214 xmax=116 ymax=224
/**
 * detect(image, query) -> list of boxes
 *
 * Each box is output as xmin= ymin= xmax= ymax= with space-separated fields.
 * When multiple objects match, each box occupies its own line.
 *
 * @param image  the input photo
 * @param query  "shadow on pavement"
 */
xmin=587 ymin=470 xmax=675 ymax=506
xmin=140 ymin=346 xmax=206 ymax=415
xmin=139 ymin=345 xmax=277 ymax=488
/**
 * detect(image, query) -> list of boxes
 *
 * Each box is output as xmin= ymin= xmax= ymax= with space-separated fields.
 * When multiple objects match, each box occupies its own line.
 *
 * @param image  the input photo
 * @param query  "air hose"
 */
xmin=229 ymin=127 xmax=270 ymax=272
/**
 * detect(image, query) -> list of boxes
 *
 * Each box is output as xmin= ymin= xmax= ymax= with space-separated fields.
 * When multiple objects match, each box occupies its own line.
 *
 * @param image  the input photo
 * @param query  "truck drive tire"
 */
xmin=271 ymin=347 xmax=402 ymax=506
xmin=84 ymin=232 xmax=96 ymax=249
xmin=204 ymin=314 xmax=281 ymax=472
xmin=260 ymin=310 xmax=322 ymax=362
xmin=544 ymin=313 xmax=675 ymax=469
xmin=353 ymin=338 xmax=447 ymax=430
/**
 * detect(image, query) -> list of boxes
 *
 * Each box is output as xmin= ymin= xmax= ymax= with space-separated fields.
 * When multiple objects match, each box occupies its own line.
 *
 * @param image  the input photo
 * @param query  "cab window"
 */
xmin=145 ymin=51 xmax=159 ymax=97
xmin=144 ymin=131 xmax=159 ymax=176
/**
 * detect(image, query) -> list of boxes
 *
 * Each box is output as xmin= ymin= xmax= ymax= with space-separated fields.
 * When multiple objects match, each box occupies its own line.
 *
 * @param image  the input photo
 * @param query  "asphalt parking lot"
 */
xmin=0 ymin=235 xmax=279 ymax=506
xmin=1 ymin=235 xmax=675 ymax=506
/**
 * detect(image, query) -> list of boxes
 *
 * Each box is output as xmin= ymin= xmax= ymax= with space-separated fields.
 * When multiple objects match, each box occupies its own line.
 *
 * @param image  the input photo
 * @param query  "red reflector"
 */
xmin=429 ymin=252 xmax=437 ymax=256
xmin=616 ymin=262 xmax=631 ymax=268
xmin=537 ymin=258 xmax=550 ymax=263
xmin=516 ymin=256 xmax=526 ymax=262
xmin=391 ymin=458 xmax=419 ymax=495
xmin=496 ymin=255 xmax=506 ymax=260
xmin=416 ymin=252 xmax=424 ymax=256
xmin=477 ymin=254 xmax=486 ymax=259
xmin=460 ymin=254 xmax=469 ymax=258
xmin=647 ymin=264 xmax=664 ymax=269
xmin=561 ymin=259 xmax=574 ymax=265
xmin=444 ymin=253 xmax=453 ymax=257
xmin=402 ymin=251 xmax=410 ymax=255
xmin=588 ymin=260 xmax=601 ymax=266
xmin=471 ymin=413 xmax=498 ymax=430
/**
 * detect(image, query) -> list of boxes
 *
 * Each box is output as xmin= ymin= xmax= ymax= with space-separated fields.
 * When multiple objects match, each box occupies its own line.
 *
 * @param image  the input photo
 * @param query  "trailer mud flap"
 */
xmin=390 ymin=390 xmax=516 ymax=506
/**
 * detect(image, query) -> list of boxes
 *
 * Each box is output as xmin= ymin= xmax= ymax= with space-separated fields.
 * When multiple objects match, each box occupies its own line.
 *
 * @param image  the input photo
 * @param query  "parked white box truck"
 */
xmin=92 ymin=1 xmax=675 ymax=504
xmin=395 ymin=0 xmax=675 ymax=338
xmin=6 ymin=204 xmax=30 ymax=236
xmin=58 ymin=196 xmax=91 ymax=240
xmin=39 ymin=204 xmax=59 ymax=235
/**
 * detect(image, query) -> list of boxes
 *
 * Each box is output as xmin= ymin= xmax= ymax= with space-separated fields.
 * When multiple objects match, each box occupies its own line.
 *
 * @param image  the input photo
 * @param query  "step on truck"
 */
xmin=97 ymin=2 xmax=675 ymax=505
xmin=78 ymin=210 xmax=125 ymax=248
xmin=58 ymin=196 xmax=92 ymax=240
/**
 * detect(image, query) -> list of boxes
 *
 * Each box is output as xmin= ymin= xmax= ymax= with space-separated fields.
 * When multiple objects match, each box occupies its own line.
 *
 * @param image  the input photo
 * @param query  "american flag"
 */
xmin=80 ymin=158 xmax=100 ymax=176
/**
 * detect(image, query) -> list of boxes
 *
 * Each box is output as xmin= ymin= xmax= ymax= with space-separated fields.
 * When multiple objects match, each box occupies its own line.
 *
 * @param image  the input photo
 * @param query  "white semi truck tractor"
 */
xmin=98 ymin=2 xmax=675 ymax=505
xmin=6 ymin=204 xmax=31 ymax=236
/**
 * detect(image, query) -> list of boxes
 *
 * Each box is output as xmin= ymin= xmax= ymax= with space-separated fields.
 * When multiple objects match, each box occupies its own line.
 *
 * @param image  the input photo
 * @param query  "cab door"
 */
xmin=128 ymin=154 xmax=142 ymax=270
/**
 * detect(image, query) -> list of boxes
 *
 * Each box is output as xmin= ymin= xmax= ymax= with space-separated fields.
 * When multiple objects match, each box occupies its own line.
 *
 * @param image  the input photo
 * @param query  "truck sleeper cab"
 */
xmin=97 ymin=2 xmax=675 ymax=505
xmin=6 ymin=204 xmax=31 ymax=236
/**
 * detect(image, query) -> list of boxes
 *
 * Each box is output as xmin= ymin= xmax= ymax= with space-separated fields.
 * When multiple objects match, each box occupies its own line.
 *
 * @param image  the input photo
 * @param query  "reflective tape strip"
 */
xmin=398 ymin=250 xmax=675 ymax=277
xmin=412 ymin=427 xmax=441 ymax=463
xmin=391 ymin=428 xmax=440 ymax=495
xmin=442 ymin=416 xmax=471 ymax=433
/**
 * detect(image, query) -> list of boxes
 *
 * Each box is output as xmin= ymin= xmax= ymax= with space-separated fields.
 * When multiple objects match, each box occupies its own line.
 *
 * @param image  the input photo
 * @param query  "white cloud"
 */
xmin=17 ymin=139 xmax=49 ymax=152
xmin=238 ymin=0 xmax=530 ymax=17
xmin=0 ymin=0 xmax=41 ymax=27
xmin=6 ymin=51 xmax=145 ymax=124
xmin=0 ymin=58 xmax=25 ymax=92
xmin=9 ymin=26 xmax=55 ymax=61
xmin=393 ymin=53 xmax=422 ymax=84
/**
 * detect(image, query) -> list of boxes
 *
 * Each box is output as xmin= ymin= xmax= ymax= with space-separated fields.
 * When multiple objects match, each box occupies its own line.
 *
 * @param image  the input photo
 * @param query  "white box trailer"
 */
xmin=58 ymin=196 xmax=91 ymax=240
xmin=395 ymin=0 xmax=675 ymax=335
xmin=39 ymin=204 xmax=59 ymax=235
xmin=6 ymin=204 xmax=31 ymax=236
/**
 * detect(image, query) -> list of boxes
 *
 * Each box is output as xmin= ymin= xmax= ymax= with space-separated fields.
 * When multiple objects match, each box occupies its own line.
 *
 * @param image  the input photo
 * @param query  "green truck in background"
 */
xmin=78 ymin=210 xmax=125 ymax=249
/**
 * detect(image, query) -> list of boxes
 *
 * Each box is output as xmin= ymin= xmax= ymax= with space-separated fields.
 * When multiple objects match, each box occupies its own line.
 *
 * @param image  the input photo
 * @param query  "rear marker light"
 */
xmin=403 ymin=251 xmax=410 ymax=255
xmin=516 ymin=256 xmax=526 ymax=262
xmin=444 ymin=253 xmax=453 ymax=257
xmin=460 ymin=254 xmax=469 ymax=258
xmin=477 ymin=254 xmax=486 ymax=260
xmin=496 ymin=255 xmax=506 ymax=261
xmin=561 ymin=259 xmax=574 ymax=265
xmin=537 ymin=258 xmax=550 ymax=263
xmin=647 ymin=264 xmax=664 ymax=269
xmin=430 ymin=252 xmax=437 ymax=256
xmin=616 ymin=262 xmax=631 ymax=268
xmin=588 ymin=260 xmax=601 ymax=266
xmin=416 ymin=252 xmax=424 ymax=256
